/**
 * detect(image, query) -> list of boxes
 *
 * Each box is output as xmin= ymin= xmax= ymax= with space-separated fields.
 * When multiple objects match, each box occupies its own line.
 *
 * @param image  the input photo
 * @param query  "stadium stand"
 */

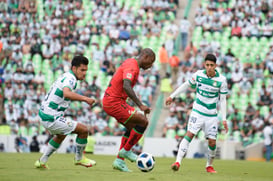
xmin=0 ymin=0 xmax=180 ymax=141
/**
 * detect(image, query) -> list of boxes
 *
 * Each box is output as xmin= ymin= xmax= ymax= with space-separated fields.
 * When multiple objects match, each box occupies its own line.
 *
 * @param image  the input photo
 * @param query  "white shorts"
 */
xmin=40 ymin=117 xmax=78 ymax=135
xmin=187 ymin=111 xmax=218 ymax=140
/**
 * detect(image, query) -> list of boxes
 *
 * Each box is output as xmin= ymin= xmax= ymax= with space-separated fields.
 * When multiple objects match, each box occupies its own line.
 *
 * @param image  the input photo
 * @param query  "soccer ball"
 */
xmin=136 ymin=152 xmax=155 ymax=172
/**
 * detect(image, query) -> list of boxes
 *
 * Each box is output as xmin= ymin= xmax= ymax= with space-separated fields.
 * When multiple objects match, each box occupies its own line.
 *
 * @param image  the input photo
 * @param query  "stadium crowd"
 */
xmin=0 ymin=0 xmax=179 ymax=140
xmin=0 ymin=0 xmax=272 ymax=151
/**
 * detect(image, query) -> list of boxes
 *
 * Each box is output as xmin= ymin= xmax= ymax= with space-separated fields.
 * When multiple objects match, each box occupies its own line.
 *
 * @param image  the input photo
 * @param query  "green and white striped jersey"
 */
xmin=39 ymin=70 xmax=77 ymax=121
xmin=188 ymin=69 xmax=228 ymax=117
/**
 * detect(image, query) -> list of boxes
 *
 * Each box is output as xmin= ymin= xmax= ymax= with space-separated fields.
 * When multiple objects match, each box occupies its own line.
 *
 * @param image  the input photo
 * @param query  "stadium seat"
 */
xmin=166 ymin=129 xmax=176 ymax=139
xmin=232 ymin=131 xmax=241 ymax=142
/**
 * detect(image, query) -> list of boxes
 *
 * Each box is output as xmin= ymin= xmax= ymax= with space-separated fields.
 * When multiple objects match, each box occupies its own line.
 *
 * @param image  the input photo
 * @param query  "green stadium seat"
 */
xmin=232 ymin=130 xmax=241 ymax=142
xmin=260 ymin=106 xmax=269 ymax=117
xmin=166 ymin=129 xmax=176 ymax=138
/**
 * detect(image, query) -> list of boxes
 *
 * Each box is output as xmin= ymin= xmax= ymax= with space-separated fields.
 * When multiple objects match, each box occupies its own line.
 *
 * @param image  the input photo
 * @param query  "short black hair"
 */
xmin=205 ymin=53 xmax=217 ymax=63
xmin=71 ymin=55 xmax=89 ymax=67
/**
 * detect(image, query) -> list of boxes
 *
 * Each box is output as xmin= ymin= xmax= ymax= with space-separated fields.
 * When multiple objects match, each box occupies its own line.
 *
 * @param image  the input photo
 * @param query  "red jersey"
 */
xmin=104 ymin=58 xmax=139 ymax=100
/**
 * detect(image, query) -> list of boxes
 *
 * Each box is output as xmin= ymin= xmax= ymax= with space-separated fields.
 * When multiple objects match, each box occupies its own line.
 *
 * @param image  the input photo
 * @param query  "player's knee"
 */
xmin=135 ymin=125 xmax=147 ymax=134
xmin=144 ymin=119 xmax=149 ymax=127
xmin=80 ymin=126 xmax=88 ymax=137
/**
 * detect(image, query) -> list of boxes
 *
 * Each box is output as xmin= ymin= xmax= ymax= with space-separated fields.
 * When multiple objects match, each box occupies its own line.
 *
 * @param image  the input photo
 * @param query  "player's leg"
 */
xmin=204 ymin=117 xmax=218 ymax=173
xmin=117 ymin=130 xmax=131 ymax=161
xmin=112 ymin=126 xmax=134 ymax=172
xmin=171 ymin=131 xmax=195 ymax=171
xmin=206 ymin=138 xmax=217 ymax=173
xmin=171 ymin=113 xmax=202 ymax=171
xmin=35 ymin=134 xmax=66 ymax=169
xmin=119 ymin=113 xmax=148 ymax=162
xmin=72 ymin=123 xmax=96 ymax=167
xmin=35 ymin=117 xmax=74 ymax=169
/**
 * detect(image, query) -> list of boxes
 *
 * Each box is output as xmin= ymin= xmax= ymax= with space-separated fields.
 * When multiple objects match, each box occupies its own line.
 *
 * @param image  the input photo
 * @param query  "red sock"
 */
xmin=117 ymin=136 xmax=128 ymax=160
xmin=123 ymin=128 xmax=143 ymax=151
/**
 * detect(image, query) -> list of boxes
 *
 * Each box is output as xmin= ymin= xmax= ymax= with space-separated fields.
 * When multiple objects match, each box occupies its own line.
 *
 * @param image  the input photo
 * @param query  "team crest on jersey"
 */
xmin=69 ymin=79 xmax=74 ymax=86
xmin=126 ymin=73 xmax=132 ymax=79
xmin=213 ymin=81 xmax=217 ymax=86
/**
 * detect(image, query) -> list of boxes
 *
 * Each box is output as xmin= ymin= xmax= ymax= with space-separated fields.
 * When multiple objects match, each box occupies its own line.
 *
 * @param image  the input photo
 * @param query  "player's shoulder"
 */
xmin=124 ymin=58 xmax=137 ymax=64
xmin=195 ymin=69 xmax=205 ymax=75
xmin=65 ymin=71 xmax=77 ymax=80
xmin=60 ymin=71 xmax=77 ymax=84
xmin=123 ymin=58 xmax=138 ymax=69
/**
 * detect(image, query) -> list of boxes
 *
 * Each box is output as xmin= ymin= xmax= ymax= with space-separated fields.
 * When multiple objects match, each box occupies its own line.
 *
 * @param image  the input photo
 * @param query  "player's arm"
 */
xmin=165 ymin=81 xmax=190 ymax=105
xmin=220 ymin=93 xmax=228 ymax=133
xmin=123 ymin=79 xmax=143 ymax=107
xmin=63 ymin=87 xmax=95 ymax=106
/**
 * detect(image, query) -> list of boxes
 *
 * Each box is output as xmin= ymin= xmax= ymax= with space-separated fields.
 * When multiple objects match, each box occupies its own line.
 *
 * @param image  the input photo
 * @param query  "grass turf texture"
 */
xmin=0 ymin=153 xmax=272 ymax=181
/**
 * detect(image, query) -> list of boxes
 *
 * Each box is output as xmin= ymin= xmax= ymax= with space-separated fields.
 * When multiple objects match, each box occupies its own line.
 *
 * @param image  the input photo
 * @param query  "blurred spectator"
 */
xmin=162 ymin=109 xmax=180 ymax=137
xmin=158 ymin=44 xmax=169 ymax=77
xmin=15 ymin=135 xmax=29 ymax=153
xmin=168 ymin=53 xmax=180 ymax=85
xmin=228 ymin=108 xmax=243 ymax=132
xmin=263 ymin=120 xmax=272 ymax=162
xmin=0 ymin=143 xmax=5 ymax=152
xmin=180 ymin=16 xmax=191 ymax=50
xmin=30 ymin=135 xmax=40 ymax=152
xmin=184 ymin=41 xmax=198 ymax=60
xmin=251 ymin=110 xmax=265 ymax=135
xmin=240 ymin=118 xmax=253 ymax=146
xmin=244 ymin=103 xmax=256 ymax=120
xmin=66 ymin=139 xmax=76 ymax=153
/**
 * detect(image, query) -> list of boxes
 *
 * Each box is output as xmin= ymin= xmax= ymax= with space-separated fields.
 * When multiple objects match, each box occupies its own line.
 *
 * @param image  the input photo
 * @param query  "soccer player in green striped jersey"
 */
xmin=165 ymin=54 xmax=229 ymax=173
xmin=35 ymin=56 xmax=97 ymax=169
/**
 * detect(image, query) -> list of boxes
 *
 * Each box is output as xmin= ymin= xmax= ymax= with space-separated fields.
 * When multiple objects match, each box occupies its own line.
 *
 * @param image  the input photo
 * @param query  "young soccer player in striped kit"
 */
xmin=35 ymin=56 xmax=96 ymax=169
xmin=166 ymin=53 xmax=229 ymax=173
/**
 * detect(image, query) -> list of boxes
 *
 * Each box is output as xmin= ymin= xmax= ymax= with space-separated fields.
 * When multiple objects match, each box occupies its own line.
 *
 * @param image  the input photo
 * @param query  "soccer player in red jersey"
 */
xmin=102 ymin=48 xmax=155 ymax=172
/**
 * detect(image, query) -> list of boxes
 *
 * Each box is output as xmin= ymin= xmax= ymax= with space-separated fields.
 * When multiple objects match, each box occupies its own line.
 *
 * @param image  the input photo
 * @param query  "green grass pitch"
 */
xmin=0 ymin=153 xmax=272 ymax=181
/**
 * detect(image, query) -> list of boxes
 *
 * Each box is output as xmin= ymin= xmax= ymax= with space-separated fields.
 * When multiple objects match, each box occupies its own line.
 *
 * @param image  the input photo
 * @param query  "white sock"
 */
xmin=40 ymin=144 xmax=57 ymax=163
xmin=75 ymin=143 xmax=86 ymax=161
xmin=206 ymin=146 xmax=216 ymax=167
xmin=175 ymin=138 xmax=191 ymax=163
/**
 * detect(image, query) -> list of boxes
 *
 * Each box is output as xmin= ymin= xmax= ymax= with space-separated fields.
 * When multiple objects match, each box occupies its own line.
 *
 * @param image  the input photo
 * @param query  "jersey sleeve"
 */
xmin=62 ymin=76 xmax=77 ymax=90
xmin=188 ymin=72 xmax=197 ymax=88
xmin=220 ymin=77 xmax=228 ymax=94
xmin=123 ymin=62 xmax=138 ymax=82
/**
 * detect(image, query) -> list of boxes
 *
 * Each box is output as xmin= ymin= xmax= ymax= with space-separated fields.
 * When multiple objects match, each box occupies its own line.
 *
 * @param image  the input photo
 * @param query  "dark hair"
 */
xmin=139 ymin=48 xmax=155 ymax=60
xmin=71 ymin=56 xmax=89 ymax=67
xmin=205 ymin=54 xmax=217 ymax=63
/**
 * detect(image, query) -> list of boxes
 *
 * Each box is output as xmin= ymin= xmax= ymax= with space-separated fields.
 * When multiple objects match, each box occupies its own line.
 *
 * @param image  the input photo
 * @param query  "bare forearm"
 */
xmin=64 ymin=90 xmax=87 ymax=102
xmin=123 ymin=81 xmax=142 ymax=107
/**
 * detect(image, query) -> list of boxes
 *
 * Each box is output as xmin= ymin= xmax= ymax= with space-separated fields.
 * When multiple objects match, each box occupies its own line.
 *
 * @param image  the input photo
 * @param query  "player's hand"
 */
xmin=85 ymin=97 xmax=96 ymax=106
xmin=139 ymin=105 xmax=151 ymax=115
xmin=222 ymin=120 xmax=228 ymax=133
xmin=165 ymin=97 xmax=173 ymax=106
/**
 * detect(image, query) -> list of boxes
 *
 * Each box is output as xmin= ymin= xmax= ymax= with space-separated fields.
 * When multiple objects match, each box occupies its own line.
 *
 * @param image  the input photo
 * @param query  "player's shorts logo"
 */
xmin=67 ymin=121 xmax=73 ymax=127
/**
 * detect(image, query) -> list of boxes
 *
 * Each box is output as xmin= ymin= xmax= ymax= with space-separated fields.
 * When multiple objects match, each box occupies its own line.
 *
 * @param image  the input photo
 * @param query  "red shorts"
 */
xmin=102 ymin=96 xmax=136 ymax=124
